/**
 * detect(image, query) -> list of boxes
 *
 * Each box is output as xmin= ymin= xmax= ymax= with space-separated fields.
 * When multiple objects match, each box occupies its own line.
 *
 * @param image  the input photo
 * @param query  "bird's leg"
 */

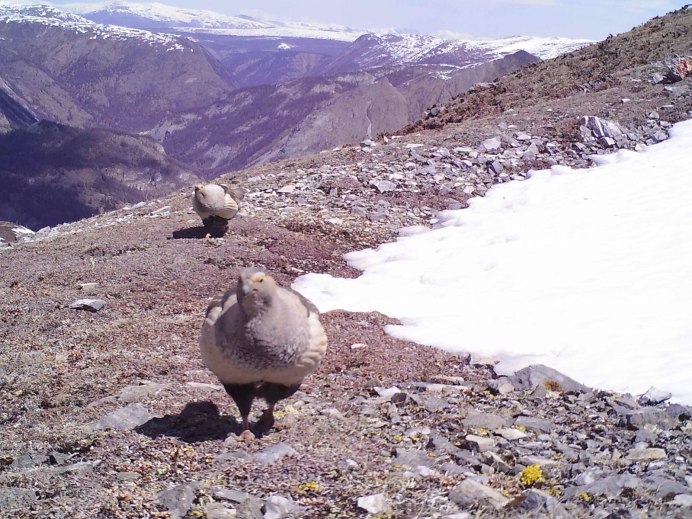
xmin=223 ymin=383 xmax=255 ymax=433
xmin=254 ymin=383 xmax=301 ymax=435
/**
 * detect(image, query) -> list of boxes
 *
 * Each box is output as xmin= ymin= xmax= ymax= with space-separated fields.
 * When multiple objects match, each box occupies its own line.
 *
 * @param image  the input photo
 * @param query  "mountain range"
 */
xmin=0 ymin=1 xmax=592 ymax=229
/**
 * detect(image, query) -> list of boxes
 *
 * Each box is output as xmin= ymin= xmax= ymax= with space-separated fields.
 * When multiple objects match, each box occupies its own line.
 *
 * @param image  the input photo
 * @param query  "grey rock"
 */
xmin=651 ymin=72 xmax=666 ymax=84
xmin=427 ymin=434 xmax=461 ymax=455
xmin=357 ymin=493 xmax=391 ymax=514
xmin=449 ymin=478 xmax=509 ymax=510
xmin=69 ymin=298 xmax=107 ymax=312
xmin=10 ymin=454 xmax=49 ymax=469
xmin=575 ymin=468 xmax=604 ymax=486
xmin=396 ymin=448 xmax=434 ymax=468
xmin=638 ymin=387 xmax=672 ymax=405
xmin=464 ymin=434 xmax=496 ymax=453
xmin=625 ymin=447 xmax=666 ymax=462
xmin=644 ymin=476 xmax=689 ymax=499
xmin=672 ymin=494 xmax=692 ymax=507
xmin=93 ymin=403 xmax=154 ymax=431
xmin=622 ymin=408 xmax=673 ymax=429
xmin=78 ymin=282 xmax=99 ymax=295
xmin=118 ymin=382 xmax=170 ymax=403
xmin=252 ymin=443 xmax=297 ymax=465
xmin=215 ymin=450 xmax=251 ymax=463
xmin=652 ymin=130 xmax=668 ymax=142
xmin=156 ymin=483 xmax=199 ymax=519
xmin=515 ymin=489 xmax=568 ymax=517
xmin=116 ymin=471 xmax=140 ymax=482
xmin=584 ymin=116 xmax=624 ymax=140
xmin=519 ymin=455 xmax=560 ymax=468
xmin=371 ymin=180 xmax=396 ymax=193
xmin=150 ymin=205 xmax=171 ymax=216
xmin=463 ymin=410 xmax=512 ymax=430
xmin=440 ymin=462 xmax=469 ymax=475
xmin=665 ymin=403 xmax=691 ymax=421
xmin=204 ymin=503 xmax=236 ymax=519
xmin=0 ymin=486 xmax=37 ymax=510
xmin=480 ymin=451 xmax=512 ymax=473
xmin=186 ymin=381 xmax=223 ymax=392
xmin=487 ymin=378 xmax=514 ymax=395
xmin=495 ymin=428 xmax=527 ymax=441
xmin=514 ymin=415 xmax=555 ymax=433
xmin=236 ymin=497 xmax=264 ymax=519
xmin=580 ymin=474 xmax=643 ymax=498
xmin=481 ymin=137 xmax=502 ymax=152
xmin=213 ymin=487 xmax=253 ymax=503
xmin=48 ymin=451 xmax=70 ymax=466
xmin=374 ymin=386 xmax=403 ymax=399
xmin=488 ymin=160 xmax=504 ymax=175
xmin=263 ymin=495 xmax=304 ymax=519
xmin=510 ymin=364 xmax=589 ymax=393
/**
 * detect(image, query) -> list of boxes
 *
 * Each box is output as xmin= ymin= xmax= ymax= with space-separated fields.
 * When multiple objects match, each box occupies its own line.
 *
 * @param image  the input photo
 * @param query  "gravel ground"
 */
xmin=1 ymin=12 xmax=691 ymax=516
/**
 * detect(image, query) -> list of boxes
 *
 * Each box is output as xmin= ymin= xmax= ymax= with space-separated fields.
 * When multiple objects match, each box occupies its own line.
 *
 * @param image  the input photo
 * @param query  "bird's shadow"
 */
xmin=135 ymin=401 xmax=240 ymax=443
xmin=167 ymin=226 xmax=208 ymax=240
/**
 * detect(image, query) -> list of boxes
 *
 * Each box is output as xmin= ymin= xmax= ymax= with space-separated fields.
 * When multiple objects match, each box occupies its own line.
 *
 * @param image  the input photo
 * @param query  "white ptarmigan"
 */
xmin=191 ymin=183 xmax=245 ymax=235
xmin=200 ymin=267 xmax=328 ymax=437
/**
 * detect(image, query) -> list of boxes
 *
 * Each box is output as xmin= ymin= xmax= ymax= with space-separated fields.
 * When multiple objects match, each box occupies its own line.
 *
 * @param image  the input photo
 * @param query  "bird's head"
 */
xmin=236 ymin=267 xmax=277 ymax=314
xmin=194 ymin=184 xmax=205 ymax=193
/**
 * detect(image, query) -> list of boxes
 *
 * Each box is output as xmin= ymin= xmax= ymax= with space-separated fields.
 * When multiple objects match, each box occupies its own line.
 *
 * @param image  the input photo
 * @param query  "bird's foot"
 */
xmin=252 ymin=408 xmax=275 ymax=437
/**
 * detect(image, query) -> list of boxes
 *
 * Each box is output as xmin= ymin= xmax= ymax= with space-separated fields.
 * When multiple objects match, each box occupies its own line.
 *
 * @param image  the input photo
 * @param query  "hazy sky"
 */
xmin=29 ymin=1 xmax=692 ymax=39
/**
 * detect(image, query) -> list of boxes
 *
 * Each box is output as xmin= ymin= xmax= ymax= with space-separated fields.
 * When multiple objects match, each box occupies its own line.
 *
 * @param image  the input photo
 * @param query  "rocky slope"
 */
xmin=159 ymin=50 xmax=538 ymax=175
xmin=0 ymin=6 xmax=691 ymax=518
xmin=0 ymin=121 xmax=200 ymax=229
xmin=409 ymin=5 xmax=692 ymax=133
xmin=0 ymin=27 xmax=690 ymax=515
xmin=0 ymin=4 xmax=233 ymax=132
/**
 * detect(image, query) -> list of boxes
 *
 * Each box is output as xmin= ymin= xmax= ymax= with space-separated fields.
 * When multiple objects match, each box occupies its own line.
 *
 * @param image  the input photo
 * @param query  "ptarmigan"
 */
xmin=192 ymin=183 xmax=245 ymax=236
xmin=200 ymin=267 xmax=328 ymax=437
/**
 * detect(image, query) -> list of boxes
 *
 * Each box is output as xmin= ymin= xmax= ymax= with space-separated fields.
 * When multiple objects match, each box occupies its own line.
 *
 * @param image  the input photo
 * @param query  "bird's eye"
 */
xmin=258 ymin=278 xmax=264 ymax=283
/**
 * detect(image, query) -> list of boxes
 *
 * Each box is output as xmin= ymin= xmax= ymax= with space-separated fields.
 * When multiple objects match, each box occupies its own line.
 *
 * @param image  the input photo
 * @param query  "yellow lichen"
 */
xmin=519 ymin=465 xmax=546 ymax=487
xmin=297 ymin=481 xmax=320 ymax=494
xmin=578 ymin=492 xmax=591 ymax=502
xmin=471 ymin=428 xmax=490 ymax=436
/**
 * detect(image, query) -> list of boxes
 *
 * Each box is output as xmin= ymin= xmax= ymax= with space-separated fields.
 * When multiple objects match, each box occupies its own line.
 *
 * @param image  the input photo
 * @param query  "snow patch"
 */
xmin=295 ymin=120 xmax=692 ymax=404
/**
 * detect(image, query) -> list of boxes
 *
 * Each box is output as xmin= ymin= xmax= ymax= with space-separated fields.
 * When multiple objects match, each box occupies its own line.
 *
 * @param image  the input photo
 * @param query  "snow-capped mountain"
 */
xmin=464 ymin=35 xmax=594 ymax=60
xmin=320 ymin=32 xmax=593 ymax=75
xmin=63 ymin=1 xmax=591 ymax=56
xmin=0 ymin=3 xmax=190 ymax=50
xmin=66 ymin=1 xmax=365 ymax=41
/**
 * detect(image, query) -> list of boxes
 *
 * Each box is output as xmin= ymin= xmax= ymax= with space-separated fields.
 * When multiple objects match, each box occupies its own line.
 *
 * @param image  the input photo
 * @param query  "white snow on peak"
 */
xmin=368 ymin=32 xmax=592 ymax=65
xmin=62 ymin=1 xmax=365 ymax=41
xmin=295 ymin=120 xmax=692 ymax=405
xmin=465 ymin=35 xmax=594 ymax=60
xmin=64 ymin=1 xmax=273 ymax=29
xmin=0 ymin=2 xmax=190 ymax=50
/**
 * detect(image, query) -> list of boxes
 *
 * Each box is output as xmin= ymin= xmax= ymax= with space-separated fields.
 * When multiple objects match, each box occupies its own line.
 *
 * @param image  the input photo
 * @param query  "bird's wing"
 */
xmin=204 ymin=287 xmax=237 ymax=324
xmin=228 ymin=186 xmax=246 ymax=202
xmin=284 ymin=287 xmax=320 ymax=317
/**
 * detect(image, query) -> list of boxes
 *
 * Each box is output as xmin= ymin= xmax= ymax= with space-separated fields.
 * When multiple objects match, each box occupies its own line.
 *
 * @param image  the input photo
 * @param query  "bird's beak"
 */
xmin=242 ymin=282 xmax=254 ymax=295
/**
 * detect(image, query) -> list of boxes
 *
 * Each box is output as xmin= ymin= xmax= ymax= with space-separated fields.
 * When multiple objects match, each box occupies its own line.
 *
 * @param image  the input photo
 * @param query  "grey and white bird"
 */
xmin=192 ymin=183 xmax=245 ymax=235
xmin=200 ymin=267 xmax=328 ymax=437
